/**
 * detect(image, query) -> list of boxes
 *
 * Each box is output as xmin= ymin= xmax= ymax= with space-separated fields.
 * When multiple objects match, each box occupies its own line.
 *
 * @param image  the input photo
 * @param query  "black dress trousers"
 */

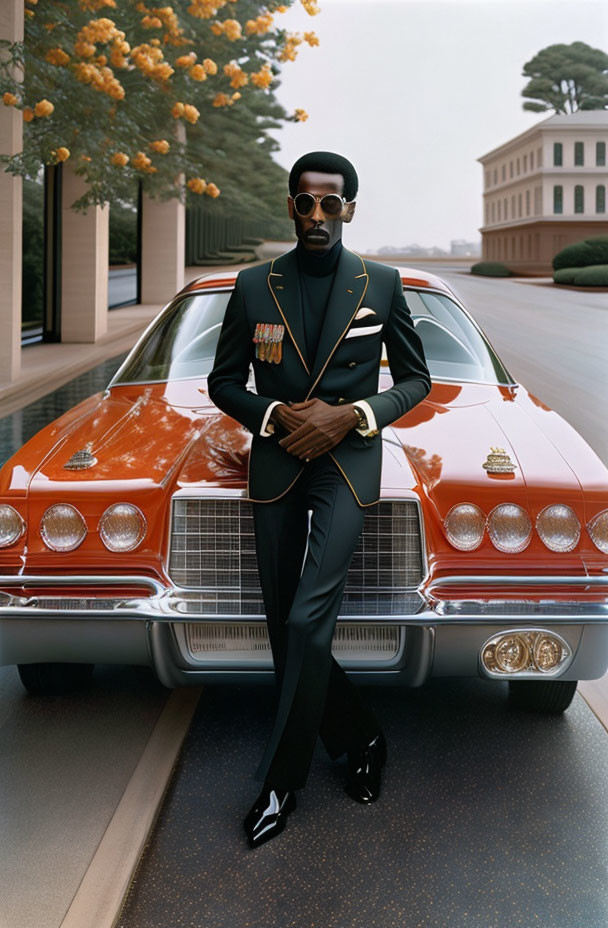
xmin=251 ymin=453 xmax=382 ymax=791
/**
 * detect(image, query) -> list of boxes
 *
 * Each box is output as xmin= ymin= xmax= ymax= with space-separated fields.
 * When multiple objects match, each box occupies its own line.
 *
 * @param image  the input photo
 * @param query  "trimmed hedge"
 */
xmin=553 ymin=235 xmax=608 ymax=271
xmin=553 ymin=264 xmax=608 ymax=286
xmin=470 ymin=261 xmax=513 ymax=277
xmin=572 ymin=264 xmax=608 ymax=286
xmin=552 ymin=267 xmax=579 ymax=284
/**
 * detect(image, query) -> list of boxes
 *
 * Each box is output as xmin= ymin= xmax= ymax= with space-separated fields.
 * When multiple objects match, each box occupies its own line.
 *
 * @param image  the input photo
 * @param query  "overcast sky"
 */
xmin=266 ymin=0 xmax=608 ymax=253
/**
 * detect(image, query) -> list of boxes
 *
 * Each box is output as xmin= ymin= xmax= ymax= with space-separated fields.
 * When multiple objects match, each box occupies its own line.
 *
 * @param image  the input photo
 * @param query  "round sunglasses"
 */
xmin=292 ymin=192 xmax=352 ymax=219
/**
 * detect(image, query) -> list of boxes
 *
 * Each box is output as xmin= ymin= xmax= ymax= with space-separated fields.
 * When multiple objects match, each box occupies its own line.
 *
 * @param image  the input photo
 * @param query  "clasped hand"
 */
xmin=272 ymin=398 xmax=358 ymax=460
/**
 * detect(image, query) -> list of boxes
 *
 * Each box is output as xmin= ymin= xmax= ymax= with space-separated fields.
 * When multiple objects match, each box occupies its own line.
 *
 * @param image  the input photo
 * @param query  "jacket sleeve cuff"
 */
xmin=260 ymin=401 xmax=283 ymax=436
xmin=353 ymin=400 xmax=378 ymax=436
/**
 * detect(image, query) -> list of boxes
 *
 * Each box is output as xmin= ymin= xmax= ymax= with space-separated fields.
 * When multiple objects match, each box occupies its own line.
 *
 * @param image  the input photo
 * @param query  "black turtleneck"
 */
xmin=295 ymin=238 xmax=343 ymax=367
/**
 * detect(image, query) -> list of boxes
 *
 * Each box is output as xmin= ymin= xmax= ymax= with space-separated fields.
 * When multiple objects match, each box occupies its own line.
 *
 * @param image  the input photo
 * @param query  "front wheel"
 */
xmin=17 ymin=662 xmax=95 ymax=697
xmin=508 ymin=679 xmax=578 ymax=713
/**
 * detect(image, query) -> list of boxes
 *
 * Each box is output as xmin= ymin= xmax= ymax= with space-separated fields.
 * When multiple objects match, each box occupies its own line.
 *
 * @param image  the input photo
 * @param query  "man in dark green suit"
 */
xmin=208 ymin=151 xmax=431 ymax=848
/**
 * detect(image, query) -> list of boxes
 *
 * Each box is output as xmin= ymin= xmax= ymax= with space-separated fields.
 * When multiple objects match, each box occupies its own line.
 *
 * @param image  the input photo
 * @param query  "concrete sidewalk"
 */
xmin=0 ymin=263 xmax=243 ymax=419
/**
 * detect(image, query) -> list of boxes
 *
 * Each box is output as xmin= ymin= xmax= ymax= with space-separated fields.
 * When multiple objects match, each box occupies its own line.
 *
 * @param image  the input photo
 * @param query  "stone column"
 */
xmin=61 ymin=162 xmax=109 ymax=342
xmin=140 ymin=121 xmax=185 ymax=304
xmin=0 ymin=0 xmax=24 ymax=386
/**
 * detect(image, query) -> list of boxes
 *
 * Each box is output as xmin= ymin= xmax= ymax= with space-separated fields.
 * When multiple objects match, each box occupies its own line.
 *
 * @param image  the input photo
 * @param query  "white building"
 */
xmin=477 ymin=110 xmax=608 ymax=273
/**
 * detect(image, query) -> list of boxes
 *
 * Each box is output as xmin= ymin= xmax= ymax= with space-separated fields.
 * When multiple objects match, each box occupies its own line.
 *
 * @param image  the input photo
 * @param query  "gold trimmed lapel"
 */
xmin=267 ymin=248 xmax=310 ymax=375
xmin=305 ymin=247 xmax=369 ymax=397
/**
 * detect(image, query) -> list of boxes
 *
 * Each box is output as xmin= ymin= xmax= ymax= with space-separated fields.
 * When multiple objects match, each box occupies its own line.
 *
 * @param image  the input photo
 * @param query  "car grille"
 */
xmin=183 ymin=622 xmax=401 ymax=664
xmin=168 ymin=497 xmax=424 ymax=616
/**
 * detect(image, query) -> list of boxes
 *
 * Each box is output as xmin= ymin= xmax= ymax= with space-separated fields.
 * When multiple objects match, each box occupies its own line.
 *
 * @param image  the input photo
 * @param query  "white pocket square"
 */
xmin=354 ymin=307 xmax=378 ymax=320
xmin=344 ymin=323 xmax=383 ymax=339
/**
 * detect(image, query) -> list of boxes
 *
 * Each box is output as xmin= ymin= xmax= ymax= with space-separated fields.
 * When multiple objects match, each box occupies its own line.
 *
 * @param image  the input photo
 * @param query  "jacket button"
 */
xmin=348 ymin=361 xmax=357 ymax=368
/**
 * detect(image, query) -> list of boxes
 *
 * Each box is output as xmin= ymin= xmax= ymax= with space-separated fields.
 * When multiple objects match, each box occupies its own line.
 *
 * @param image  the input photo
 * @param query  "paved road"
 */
xmin=118 ymin=679 xmax=608 ymax=928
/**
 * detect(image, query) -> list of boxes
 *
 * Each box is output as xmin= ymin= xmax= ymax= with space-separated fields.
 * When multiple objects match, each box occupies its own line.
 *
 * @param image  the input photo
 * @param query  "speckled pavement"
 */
xmin=116 ymin=679 xmax=608 ymax=928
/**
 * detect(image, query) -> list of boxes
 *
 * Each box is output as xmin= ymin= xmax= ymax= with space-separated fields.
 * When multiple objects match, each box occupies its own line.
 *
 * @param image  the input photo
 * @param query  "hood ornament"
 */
xmin=64 ymin=441 xmax=97 ymax=470
xmin=483 ymin=446 xmax=516 ymax=474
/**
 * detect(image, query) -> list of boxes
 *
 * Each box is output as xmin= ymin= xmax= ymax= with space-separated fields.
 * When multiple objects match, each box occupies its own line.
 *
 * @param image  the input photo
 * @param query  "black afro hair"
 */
xmin=288 ymin=150 xmax=358 ymax=202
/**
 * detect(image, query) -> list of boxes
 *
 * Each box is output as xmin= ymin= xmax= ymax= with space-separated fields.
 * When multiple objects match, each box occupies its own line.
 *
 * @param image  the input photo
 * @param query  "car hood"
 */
xmin=9 ymin=387 xmax=204 ymax=494
xmin=4 ymin=382 xmax=598 ymax=515
xmin=384 ymin=383 xmax=587 ymax=518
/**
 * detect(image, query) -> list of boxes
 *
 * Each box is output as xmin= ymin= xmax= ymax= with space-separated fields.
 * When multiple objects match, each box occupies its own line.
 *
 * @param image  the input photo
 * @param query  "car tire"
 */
xmin=507 ymin=679 xmax=578 ymax=713
xmin=17 ymin=662 xmax=95 ymax=697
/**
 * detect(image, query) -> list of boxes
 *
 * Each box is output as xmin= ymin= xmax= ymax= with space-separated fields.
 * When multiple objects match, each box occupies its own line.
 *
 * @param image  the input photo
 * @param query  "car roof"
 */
xmin=181 ymin=264 xmax=455 ymax=297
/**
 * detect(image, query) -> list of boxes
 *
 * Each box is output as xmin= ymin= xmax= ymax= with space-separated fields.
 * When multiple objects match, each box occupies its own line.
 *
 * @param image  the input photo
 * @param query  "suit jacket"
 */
xmin=207 ymin=244 xmax=432 ymax=506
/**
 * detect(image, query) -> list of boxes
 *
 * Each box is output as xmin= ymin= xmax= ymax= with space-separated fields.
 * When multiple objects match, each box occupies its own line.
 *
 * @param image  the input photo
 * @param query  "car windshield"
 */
xmin=109 ymin=286 xmax=512 ymax=387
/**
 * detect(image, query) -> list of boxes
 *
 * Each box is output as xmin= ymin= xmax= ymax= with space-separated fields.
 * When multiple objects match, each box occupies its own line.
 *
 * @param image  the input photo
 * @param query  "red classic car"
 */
xmin=1 ymin=265 xmax=607 ymax=710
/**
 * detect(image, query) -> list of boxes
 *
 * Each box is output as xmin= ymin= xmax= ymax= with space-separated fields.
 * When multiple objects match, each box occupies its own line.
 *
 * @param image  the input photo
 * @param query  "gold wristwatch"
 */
xmin=352 ymin=404 xmax=379 ymax=437
xmin=352 ymin=404 xmax=368 ymax=430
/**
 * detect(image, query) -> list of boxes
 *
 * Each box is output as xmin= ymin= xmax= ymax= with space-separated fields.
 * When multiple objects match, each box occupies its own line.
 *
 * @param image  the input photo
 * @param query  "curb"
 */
xmin=59 ymin=685 xmax=203 ymax=928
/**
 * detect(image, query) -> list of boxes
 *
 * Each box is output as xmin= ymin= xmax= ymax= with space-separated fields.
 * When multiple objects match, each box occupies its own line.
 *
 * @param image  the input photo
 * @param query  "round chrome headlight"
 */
xmin=40 ymin=504 xmax=87 ymax=551
xmin=487 ymin=503 xmax=532 ymax=553
xmin=536 ymin=504 xmax=580 ymax=552
xmin=444 ymin=503 xmax=485 ymax=550
xmin=494 ymin=634 xmax=530 ymax=672
xmin=0 ymin=504 xmax=26 ymax=547
xmin=99 ymin=503 xmax=146 ymax=552
xmin=588 ymin=510 xmax=608 ymax=554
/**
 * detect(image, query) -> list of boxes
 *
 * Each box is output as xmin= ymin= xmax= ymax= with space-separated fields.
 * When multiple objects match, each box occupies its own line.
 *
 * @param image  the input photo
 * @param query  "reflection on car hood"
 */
xmin=6 ymin=380 xmax=603 ymax=521
xmin=22 ymin=388 xmax=203 ymax=491
xmin=385 ymin=382 xmax=589 ymax=519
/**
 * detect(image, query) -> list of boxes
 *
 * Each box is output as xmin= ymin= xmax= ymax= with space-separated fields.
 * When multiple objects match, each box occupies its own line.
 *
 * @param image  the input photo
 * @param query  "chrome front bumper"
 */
xmin=2 ymin=573 xmax=608 ymax=686
xmin=0 ymin=573 xmax=607 ymax=624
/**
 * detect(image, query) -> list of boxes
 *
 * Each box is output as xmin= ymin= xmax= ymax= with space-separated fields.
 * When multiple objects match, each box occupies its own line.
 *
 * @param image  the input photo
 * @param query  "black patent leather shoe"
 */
xmin=243 ymin=783 xmax=297 ymax=848
xmin=345 ymin=730 xmax=387 ymax=804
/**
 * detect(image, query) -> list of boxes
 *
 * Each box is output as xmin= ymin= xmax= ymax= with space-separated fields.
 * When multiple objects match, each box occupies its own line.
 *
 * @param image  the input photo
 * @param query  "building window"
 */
xmin=597 ymin=142 xmax=606 ymax=166
xmin=493 ymin=168 xmax=497 ymax=184
xmin=497 ymin=199 xmax=501 ymax=221
xmin=574 ymin=141 xmax=584 ymax=166
xmin=511 ymin=194 xmax=515 ymax=216
xmin=574 ymin=184 xmax=584 ymax=213
xmin=534 ymin=186 xmax=542 ymax=215
xmin=523 ymin=154 xmax=527 ymax=172
xmin=516 ymin=157 xmax=520 ymax=175
xmin=553 ymin=142 xmax=562 ymax=166
xmin=518 ymin=192 xmax=522 ymax=217
xmin=596 ymin=185 xmax=606 ymax=213
xmin=509 ymin=160 xmax=513 ymax=178
xmin=504 ymin=197 xmax=508 ymax=219
xmin=491 ymin=201 xmax=495 ymax=222
xmin=485 ymin=203 xmax=489 ymax=224
xmin=525 ymin=189 xmax=530 ymax=215
xmin=485 ymin=171 xmax=490 ymax=188
xmin=537 ymin=146 xmax=543 ymax=167
xmin=553 ymin=185 xmax=563 ymax=213
xmin=501 ymin=164 xmax=506 ymax=181
xmin=530 ymin=150 xmax=534 ymax=170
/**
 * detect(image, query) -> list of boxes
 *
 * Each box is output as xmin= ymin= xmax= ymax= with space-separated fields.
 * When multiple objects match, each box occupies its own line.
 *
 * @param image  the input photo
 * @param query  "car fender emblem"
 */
xmin=64 ymin=441 xmax=97 ymax=470
xmin=483 ymin=446 xmax=516 ymax=473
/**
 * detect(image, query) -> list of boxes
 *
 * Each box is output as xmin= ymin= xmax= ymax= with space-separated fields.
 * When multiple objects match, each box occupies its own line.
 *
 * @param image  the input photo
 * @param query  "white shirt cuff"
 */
xmin=353 ymin=400 xmax=378 ymax=436
xmin=260 ymin=400 xmax=283 ymax=436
